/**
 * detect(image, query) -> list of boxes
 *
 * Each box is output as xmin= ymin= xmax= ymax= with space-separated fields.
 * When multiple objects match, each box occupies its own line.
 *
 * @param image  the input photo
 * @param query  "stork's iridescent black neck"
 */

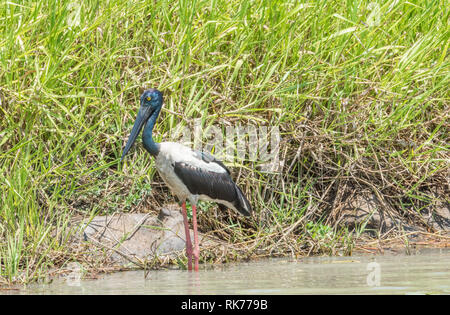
xmin=121 ymin=89 xmax=163 ymax=160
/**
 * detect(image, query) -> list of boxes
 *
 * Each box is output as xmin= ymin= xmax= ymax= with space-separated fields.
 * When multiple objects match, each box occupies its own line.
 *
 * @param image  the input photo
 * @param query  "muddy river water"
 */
xmin=16 ymin=247 xmax=450 ymax=294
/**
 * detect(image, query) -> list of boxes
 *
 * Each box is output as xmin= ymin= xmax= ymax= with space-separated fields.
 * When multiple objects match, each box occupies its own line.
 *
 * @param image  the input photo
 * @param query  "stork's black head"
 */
xmin=121 ymin=89 xmax=164 ymax=161
xmin=140 ymin=88 xmax=163 ymax=108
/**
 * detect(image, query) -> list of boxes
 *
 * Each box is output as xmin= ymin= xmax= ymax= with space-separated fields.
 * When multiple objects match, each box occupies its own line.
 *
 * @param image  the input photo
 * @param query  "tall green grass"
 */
xmin=1 ymin=0 xmax=448 ymax=283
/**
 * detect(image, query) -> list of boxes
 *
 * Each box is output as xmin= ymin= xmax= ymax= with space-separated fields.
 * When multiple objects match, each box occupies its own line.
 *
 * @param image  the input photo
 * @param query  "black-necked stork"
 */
xmin=121 ymin=89 xmax=252 ymax=271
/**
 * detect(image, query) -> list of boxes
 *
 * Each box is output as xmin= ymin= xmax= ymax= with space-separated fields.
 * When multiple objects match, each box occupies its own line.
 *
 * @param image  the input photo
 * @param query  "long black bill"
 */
xmin=120 ymin=107 xmax=153 ymax=162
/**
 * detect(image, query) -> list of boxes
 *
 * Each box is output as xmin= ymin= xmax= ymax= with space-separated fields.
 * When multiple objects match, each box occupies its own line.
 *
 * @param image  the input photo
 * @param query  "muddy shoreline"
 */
xmin=70 ymin=199 xmax=449 ymax=273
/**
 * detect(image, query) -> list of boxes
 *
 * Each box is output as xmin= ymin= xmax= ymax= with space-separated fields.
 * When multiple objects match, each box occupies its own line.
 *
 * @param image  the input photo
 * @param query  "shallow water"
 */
xmin=17 ymin=248 xmax=450 ymax=294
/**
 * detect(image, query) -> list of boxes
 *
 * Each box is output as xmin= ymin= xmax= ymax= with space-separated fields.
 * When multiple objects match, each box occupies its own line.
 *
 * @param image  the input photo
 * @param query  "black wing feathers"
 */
xmin=173 ymin=161 xmax=251 ymax=216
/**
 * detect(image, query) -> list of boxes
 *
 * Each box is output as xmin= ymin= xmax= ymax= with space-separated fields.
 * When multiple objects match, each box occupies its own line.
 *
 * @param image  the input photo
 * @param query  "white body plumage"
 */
xmin=155 ymin=142 xmax=251 ymax=216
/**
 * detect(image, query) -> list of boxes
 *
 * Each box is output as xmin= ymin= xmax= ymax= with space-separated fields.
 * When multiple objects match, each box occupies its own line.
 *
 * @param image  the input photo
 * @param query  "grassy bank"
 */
xmin=1 ymin=0 xmax=448 ymax=284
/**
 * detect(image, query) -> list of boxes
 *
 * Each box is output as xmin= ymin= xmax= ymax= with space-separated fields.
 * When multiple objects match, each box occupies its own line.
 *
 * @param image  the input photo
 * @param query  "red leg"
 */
xmin=181 ymin=202 xmax=193 ymax=271
xmin=192 ymin=204 xmax=200 ymax=272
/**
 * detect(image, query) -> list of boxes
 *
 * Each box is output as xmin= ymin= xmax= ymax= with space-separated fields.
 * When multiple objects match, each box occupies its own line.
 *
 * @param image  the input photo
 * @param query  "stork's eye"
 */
xmin=146 ymin=96 xmax=152 ymax=101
